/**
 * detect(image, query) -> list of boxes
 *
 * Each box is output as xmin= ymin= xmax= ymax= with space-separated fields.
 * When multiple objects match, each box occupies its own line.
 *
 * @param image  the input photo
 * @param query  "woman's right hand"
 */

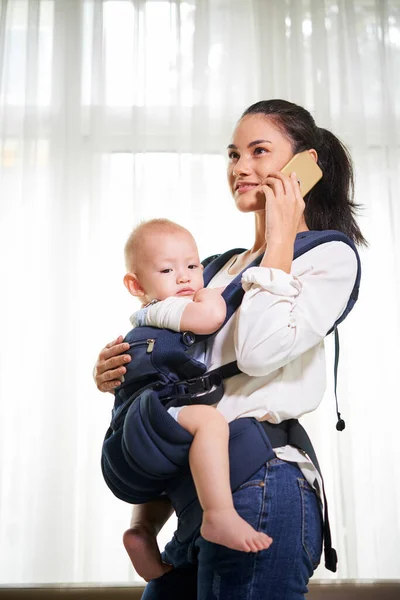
xmin=94 ymin=335 xmax=131 ymax=393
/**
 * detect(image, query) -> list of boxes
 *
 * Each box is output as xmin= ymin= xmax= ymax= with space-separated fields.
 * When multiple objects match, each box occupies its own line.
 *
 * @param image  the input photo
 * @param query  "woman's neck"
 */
xmin=227 ymin=214 xmax=266 ymax=275
xmin=251 ymin=211 xmax=309 ymax=253
xmin=250 ymin=211 xmax=267 ymax=254
xmin=228 ymin=212 xmax=309 ymax=276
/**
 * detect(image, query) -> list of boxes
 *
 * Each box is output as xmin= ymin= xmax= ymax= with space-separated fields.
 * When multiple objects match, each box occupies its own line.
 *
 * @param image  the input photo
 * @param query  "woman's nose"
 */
xmin=232 ymin=155 xmax=252 ymax=177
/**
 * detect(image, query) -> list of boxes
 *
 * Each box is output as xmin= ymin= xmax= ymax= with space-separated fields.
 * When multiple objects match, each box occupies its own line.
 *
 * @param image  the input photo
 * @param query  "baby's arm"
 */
xmin=139 ymin=289 xmax=226 ymax=335
xmin=180 ymin=287 xmax=226 ymax=335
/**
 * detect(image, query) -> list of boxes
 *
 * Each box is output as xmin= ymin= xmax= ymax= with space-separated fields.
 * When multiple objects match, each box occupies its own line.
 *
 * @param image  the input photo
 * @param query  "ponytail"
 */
xmin=305 ymin=128 xmax=367 ymax=246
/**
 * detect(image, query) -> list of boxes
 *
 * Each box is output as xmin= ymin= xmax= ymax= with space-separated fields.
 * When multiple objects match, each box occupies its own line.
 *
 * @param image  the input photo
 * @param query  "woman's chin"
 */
xmin=234 ymin=191 xmax=266 ymax=213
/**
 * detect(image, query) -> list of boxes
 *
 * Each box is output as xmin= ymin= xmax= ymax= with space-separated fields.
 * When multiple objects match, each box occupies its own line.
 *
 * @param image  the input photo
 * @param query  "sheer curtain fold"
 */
xmin=0 ymin=0 xmax=399 ymax=584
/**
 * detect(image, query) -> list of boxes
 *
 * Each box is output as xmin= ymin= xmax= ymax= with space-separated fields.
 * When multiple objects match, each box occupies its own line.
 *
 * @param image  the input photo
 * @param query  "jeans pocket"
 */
xmin=298 ymin=478 xmax=323 ymax=570
xmin=233 ymin=477 xmax=266 ymax=531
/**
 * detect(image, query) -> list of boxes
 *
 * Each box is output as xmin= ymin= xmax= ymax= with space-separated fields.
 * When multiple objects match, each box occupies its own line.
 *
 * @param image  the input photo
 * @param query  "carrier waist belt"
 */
xmin=166 ymin=418 xmax=276 ymax=543
xmin=166 ymin=418 xmax=320 ymax=542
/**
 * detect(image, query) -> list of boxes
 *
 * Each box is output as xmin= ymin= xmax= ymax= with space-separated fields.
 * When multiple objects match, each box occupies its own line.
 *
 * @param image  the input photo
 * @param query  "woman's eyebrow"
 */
xmin=227 ymin=139 xmax=273 ymax=150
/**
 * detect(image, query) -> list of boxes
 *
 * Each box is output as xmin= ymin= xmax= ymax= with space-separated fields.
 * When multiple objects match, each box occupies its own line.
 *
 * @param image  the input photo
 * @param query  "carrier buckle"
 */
xmin=186 ymin=374 xmax=213 ymax=395
xmin=160 ymin=373 xmax=224 ymax=408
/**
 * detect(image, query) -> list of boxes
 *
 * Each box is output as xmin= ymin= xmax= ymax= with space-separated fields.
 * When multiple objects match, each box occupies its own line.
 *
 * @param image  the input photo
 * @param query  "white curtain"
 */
xmin=0 ymin=0 xmax=399 ymax=584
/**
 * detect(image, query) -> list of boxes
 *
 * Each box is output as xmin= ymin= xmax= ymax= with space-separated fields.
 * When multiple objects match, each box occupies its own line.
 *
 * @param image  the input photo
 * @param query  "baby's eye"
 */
xmin=228 ymin=151 xmax=239 ymax=160
xmin=160 ymin=268 xmax=172 ymax=274
xmin=188 ymin=264 xmax=198 ymax=270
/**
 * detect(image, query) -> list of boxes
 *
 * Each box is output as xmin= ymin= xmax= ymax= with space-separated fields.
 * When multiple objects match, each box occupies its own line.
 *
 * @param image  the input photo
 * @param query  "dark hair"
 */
xmin=241 ymin=100 xmax=367 ymax=246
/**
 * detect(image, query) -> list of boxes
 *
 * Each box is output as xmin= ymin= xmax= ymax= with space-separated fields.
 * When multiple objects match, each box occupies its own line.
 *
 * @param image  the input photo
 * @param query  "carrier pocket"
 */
xmin=129 ymin=338 xmax=155 ymax=353
xmin=114 ymin=338 xmax=160 ymax=408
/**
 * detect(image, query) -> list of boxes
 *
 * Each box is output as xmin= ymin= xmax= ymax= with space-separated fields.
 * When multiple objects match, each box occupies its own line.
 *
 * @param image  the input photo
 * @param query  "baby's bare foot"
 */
xmin=123 ymin=526 xmax=173 ymax=582
xmin=200 ymin=508 xmax=273 ymax=553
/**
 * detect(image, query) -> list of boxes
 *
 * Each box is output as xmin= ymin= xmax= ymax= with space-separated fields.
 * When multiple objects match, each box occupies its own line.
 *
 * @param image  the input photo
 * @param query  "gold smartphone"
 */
xmin=280 ymin=151 xmax=323 ymax=196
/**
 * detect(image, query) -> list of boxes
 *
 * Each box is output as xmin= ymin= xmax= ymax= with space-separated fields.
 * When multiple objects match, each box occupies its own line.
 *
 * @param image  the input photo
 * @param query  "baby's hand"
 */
xmin=181 ymin=287 xmax=226 ymax=334
xmin=213 ymin=286 xmax=226 ymax=295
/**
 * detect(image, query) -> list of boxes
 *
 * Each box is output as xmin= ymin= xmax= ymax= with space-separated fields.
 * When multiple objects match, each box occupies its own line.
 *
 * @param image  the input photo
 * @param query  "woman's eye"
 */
xmin=228 ymin=151 xmax=239 ymax=160
xmin=254 ymin=147 xmax=268 ymax=156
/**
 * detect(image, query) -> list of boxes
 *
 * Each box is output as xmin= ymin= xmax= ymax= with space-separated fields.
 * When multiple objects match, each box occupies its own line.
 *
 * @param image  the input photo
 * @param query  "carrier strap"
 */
xmin=201 ymin=230 xmax=360 ymax=339
xmin=260 ymin=419 xmax=337 ymax=572
xmin=160 ymin=362 xmax=241 ymax=409
xmin=160 ymin=372 xmax=225 ymax=409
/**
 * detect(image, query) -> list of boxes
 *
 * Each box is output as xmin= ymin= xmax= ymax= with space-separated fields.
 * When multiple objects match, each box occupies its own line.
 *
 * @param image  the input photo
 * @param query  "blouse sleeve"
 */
xmin=138 ymin=297 xmax=193 ymax=331
xmin=234 ymin=241 xmax=358 ymax=377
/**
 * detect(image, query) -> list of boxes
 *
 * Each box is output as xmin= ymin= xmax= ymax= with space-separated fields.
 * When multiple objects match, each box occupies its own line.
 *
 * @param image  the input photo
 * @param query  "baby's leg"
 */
xmin=123 ymin=497 xmax=174 ymax=581
xmin=177 ymin=405 xmax=273 ymax=553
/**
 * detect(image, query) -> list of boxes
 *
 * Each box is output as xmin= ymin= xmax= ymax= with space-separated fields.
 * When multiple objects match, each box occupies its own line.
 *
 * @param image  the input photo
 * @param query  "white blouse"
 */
xmin=206 ymin=240 xmax=359 ymax=490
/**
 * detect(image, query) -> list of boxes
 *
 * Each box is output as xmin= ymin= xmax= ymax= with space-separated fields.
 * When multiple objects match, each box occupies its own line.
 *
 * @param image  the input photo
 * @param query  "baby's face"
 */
xmin=136 ymin=230 xmax=204 ymax=303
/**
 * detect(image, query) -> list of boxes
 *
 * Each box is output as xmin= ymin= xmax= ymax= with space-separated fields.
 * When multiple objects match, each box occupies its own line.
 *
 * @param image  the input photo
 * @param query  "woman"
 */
xmin=94 ymin=100 xmax=366 ymax=599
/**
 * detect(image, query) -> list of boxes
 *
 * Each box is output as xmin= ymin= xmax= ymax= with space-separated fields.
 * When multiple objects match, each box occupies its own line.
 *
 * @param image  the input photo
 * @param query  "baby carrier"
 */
xmin=101 ymin=229 xmax=361 ymax=573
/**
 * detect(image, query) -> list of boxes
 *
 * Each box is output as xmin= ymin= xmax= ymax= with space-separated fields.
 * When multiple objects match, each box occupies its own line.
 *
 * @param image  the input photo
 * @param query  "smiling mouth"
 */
xmin=235 ymin=183 xmax=260 ymax=194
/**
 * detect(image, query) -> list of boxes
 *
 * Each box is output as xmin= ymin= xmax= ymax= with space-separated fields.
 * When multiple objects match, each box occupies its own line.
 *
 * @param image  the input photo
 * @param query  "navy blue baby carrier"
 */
xmin=101 ymin=229 xmax=361 ymax=573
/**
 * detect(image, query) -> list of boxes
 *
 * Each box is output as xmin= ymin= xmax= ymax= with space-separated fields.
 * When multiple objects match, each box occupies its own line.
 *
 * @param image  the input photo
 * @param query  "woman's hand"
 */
xmin=261 ymin=171 xmax=305 ymax=246
xmin=94 ymin=336 xmax=131 ymax=393
xmin=259 ymin=171 xmax=305 ymax=273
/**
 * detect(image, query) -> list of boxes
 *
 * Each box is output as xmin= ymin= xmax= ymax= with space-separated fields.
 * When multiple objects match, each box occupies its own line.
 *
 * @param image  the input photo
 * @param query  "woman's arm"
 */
xmin=235 ymin=241 xmax=358 ymax=377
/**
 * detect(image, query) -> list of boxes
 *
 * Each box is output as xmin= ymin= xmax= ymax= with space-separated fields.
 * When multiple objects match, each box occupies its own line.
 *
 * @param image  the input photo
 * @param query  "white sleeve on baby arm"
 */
xmin=143 ymin=296 xmax=193 ymax=331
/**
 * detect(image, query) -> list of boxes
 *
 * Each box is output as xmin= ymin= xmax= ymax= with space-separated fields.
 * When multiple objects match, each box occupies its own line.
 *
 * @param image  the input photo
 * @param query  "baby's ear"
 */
xmin=123 ymin=273 xmax=145 ymax=298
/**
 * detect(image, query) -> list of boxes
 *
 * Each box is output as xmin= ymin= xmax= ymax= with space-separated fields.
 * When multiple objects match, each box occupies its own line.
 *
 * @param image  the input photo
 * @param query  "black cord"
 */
xmin=333 ymin=325 xmax=346 ymax=431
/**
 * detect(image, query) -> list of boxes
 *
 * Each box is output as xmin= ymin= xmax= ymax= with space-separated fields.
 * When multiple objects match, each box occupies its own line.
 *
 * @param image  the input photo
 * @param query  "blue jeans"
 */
xmin=142 ymin=458 xmax=323 ymax=600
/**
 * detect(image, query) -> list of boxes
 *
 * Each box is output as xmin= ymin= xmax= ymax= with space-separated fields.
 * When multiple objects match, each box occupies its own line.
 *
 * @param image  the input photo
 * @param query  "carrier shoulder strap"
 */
xmin=203 ymin=229 xmax=361 ymax=335
xmin=202 ymin=247 xmax=246 ymax=275
xmin=294 ymin=230 xmax=361 ymax=333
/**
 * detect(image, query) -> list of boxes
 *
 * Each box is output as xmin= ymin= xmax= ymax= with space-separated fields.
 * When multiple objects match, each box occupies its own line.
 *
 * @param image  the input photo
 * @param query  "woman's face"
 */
xmin=227 ymin=114 xmax=294 ymax=213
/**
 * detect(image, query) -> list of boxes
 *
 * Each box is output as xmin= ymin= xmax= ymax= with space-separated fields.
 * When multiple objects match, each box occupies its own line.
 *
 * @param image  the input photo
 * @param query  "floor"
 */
xmin=0 ymin=581 xmax=400 ymax=599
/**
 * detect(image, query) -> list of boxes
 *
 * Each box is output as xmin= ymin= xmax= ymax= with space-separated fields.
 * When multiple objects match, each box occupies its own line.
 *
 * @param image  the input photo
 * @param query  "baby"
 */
xmin=121 ymin=218 xmax=272 ymax=581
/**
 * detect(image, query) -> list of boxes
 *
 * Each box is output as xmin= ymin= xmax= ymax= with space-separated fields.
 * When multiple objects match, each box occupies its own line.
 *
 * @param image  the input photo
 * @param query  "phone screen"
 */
xmin=280 ymin=151 xmax=323 ymax=196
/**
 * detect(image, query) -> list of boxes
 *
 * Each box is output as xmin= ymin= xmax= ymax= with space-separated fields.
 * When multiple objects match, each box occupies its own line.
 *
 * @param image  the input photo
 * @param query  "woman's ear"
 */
xmin=123 ymin=273 xmax=145 ymax=298
xmin=308 ymin=148 xmax=318 ymax=163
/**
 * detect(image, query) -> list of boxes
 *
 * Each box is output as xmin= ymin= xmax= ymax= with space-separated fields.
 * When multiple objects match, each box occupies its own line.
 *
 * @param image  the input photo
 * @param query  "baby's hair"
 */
xmin=124 ymin=218 xmax=192 ymax=272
